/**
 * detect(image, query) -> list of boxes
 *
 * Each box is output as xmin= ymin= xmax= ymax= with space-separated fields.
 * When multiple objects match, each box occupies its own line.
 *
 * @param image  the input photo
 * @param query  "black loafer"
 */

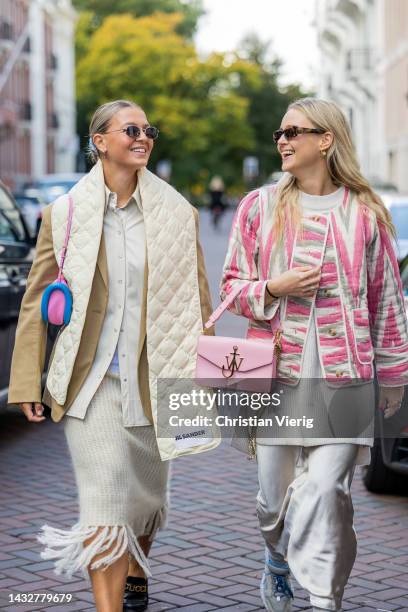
xmin=123 ymin=576 xmax=148 ymax=611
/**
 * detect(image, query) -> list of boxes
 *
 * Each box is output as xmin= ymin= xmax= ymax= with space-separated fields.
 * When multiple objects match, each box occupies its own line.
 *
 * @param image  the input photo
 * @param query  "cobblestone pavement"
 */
xmin=1 ymin=210 xmax=407 ymax=612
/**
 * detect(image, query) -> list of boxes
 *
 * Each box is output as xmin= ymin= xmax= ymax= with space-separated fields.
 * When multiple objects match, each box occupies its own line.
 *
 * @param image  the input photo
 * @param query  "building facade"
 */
xmin=382 ymin=0 xmax=408 ymax=192
xmin=316 ymin=0 xmax=408 ymax=192
xmin=0 ymin=0 xmax=77 ymax=190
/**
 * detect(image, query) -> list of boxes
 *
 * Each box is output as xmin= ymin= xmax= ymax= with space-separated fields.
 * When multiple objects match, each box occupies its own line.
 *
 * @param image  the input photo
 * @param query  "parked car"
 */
xmin=0 ymin=181 xmax=35 ymax=408
xmin=23 ymin=173 xmax=85 ymax=205
xmin=379 ymin=193 xmax=408 ymax=262
xmin=363 ymin=253 xmax=408 ymax=494
xmin=13 ymin=194 xmax=44 ymax=239
xmin=0 ymin=182 xmax=59 ymax=412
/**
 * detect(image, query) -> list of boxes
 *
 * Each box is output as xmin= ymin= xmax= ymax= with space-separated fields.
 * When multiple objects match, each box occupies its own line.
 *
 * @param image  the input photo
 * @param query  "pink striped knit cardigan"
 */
xmin=220 ymin=185 xmax=408 ymax=386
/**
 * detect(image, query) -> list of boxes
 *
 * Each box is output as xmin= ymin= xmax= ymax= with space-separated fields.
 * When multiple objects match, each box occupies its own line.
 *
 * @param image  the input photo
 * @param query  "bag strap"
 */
xmin=204 ymin=283 xmax=281 ymax=333
xmin=57 ymin=194 xmax=73 ymax=282
xmin=204 ymin=285 xmax=242 ymax=329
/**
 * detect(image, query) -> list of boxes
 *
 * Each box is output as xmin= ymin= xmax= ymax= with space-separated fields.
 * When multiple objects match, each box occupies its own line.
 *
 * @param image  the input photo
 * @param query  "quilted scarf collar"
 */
xmin=46 ymin=161 xmax=203 ymax=413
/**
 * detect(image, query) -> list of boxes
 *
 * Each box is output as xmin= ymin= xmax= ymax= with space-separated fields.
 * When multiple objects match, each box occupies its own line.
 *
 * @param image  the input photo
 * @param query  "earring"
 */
xmin=320 ymin=149 xmax=327 ymax=158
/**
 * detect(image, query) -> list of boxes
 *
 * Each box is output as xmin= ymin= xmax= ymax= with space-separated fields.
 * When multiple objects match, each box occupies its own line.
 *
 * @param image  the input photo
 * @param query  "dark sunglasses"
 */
xmin=105 ymin=125 xmax=159 ymax=140
xmin=273 ymin=126 xmax=326 ymax=144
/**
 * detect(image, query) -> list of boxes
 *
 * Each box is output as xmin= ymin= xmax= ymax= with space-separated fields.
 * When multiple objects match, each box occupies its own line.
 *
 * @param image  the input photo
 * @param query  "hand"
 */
xmin=19 ymin=402 xmax=46 ymax=423
xmin=267 ymin=266 xmax=322 ymax=299
xmin=378 ymin=386 xmax=405 ymax=419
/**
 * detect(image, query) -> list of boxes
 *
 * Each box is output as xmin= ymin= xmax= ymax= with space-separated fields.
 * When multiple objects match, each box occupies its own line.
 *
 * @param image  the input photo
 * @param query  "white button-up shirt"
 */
xmin=66 ymin=183 xmax=150 ymax=426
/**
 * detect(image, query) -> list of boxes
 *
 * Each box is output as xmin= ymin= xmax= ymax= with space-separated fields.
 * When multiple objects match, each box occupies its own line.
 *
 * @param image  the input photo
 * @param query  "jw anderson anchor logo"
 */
xmin=222 ymin=346 xmax=244 ymax=378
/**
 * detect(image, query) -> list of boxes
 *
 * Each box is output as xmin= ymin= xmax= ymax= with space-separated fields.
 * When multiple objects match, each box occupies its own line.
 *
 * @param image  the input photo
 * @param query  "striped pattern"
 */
xmin=221 ymin=186 xmax=408 ymax=386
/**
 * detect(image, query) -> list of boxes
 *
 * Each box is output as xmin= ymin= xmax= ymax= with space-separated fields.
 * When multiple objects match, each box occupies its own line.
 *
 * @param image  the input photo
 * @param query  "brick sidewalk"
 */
xmin=0 ymin=409 xmax=407 ymax=612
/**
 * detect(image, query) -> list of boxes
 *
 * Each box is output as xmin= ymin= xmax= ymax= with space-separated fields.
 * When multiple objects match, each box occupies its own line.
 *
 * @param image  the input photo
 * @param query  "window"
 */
xmin=0 ymin=21 xmax=13 ymax=40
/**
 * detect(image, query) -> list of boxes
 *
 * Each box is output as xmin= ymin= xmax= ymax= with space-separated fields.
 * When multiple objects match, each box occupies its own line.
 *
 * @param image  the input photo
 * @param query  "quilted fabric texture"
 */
xmin=47 ymin=161 xmax=220 ymax=460
xmin=47 ymin=163 xmax=105 ymax=404
xmin=140 ymin=170 xmax=220 ymax=460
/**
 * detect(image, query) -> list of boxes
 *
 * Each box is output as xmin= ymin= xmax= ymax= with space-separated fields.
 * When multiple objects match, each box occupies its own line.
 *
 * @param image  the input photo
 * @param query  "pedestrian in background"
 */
xmin=209 ymin=175 xmax=227 ymax=228
xmin=221 ymin=97 xmax=408 ymax=612
xmin=8 ymin=99 xmax=216 ymax=612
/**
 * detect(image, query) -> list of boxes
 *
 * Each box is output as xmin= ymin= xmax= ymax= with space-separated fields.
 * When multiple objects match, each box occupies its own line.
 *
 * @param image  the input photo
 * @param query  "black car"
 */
xmin=0 ymin=181 xmax=34 ymax=408
xmin=363 ymin=253 xmax=408 ymax=494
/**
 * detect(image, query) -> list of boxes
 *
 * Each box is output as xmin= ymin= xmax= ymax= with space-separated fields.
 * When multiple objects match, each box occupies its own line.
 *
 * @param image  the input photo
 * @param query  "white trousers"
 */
xmin=256 ymin=444 xmax=359 ymax=611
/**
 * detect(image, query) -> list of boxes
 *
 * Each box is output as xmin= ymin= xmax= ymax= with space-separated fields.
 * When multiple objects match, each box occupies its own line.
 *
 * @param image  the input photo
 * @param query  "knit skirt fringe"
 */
xmin=38 ymin=374 xmax=169 ymax=577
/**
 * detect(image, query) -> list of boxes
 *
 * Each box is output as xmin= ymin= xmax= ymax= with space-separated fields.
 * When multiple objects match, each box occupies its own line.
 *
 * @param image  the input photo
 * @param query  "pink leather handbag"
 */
xmin=196 ymin=285 xmax=282 ymax=393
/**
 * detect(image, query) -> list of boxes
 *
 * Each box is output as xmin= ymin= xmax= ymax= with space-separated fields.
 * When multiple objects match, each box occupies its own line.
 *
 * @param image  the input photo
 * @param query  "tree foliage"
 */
xmin=72 ymin=0 xmax=203 ymax=38
xmin=75 ymin=12 xmax=309 ymax=192
xmin=76 ymin=13 xmax=260 ymax=190
xmin=235 ymin=34 xmax=308 ymax=181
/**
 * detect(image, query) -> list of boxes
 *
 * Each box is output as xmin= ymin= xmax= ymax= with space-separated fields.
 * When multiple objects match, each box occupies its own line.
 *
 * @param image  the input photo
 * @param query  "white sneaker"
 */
xmin=260 ymin=549 xmax=294 ymax=612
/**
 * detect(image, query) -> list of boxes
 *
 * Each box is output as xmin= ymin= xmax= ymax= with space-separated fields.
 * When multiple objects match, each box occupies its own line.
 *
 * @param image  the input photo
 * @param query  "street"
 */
xmin=0 ymin=208 xmax=407 ymax=612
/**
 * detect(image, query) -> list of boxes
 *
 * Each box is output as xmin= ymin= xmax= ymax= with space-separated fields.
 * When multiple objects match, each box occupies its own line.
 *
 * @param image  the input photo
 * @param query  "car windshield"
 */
xmin=0 ymin=187 xmax=26 ymax=241
xmin=390 ymin=204 xmax=408 ymax=240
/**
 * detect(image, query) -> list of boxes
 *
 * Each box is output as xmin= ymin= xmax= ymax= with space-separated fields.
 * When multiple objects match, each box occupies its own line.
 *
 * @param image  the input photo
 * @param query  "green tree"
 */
xmin=72 ymin=0 xmax=204 ymax=38
xmin=76 ymin=13 xmax=260 ymax=191
xmin=236 ymin=34 xmax=310 ymax=182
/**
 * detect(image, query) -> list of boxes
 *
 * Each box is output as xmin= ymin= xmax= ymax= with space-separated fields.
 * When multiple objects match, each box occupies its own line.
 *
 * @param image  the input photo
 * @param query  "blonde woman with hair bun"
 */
xmin=8 ymin=99 xmax=216 ymax=611
xmin=221 ymin=97 xmax=408 ymax=612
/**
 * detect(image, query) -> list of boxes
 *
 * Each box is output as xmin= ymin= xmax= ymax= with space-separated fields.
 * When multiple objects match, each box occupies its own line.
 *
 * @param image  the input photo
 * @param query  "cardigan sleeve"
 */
xmin=366 ymin=214 xmax=408 ymax=386
xmin=8 ymin=204 xmax=58 ymax=404
xmin=220 ymin=190 xmax=280 ymax=322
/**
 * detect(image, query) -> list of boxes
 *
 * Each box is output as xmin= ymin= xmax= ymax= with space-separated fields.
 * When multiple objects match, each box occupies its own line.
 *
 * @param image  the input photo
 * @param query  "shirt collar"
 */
xmin=104 ymin=182 xmax=142 ymax=214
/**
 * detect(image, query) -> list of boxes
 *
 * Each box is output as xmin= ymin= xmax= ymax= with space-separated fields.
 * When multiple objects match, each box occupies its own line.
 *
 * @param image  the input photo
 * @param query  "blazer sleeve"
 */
xmin=366 ymin=214 xmax=408 ymax=386
xmin=193 ymin=207 xmax=214 ymax=336
xmin=220 ymin=190 xmax=280 ymax=322
xmin=8 ymin=205 xmax=58 ymax=404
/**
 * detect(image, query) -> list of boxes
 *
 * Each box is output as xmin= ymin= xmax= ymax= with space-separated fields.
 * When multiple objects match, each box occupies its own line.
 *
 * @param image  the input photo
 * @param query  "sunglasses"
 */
xmin=105 ymin=125 xmax=160 ymax=140
xmin=273 ymin=126 xmax=326 ymax=144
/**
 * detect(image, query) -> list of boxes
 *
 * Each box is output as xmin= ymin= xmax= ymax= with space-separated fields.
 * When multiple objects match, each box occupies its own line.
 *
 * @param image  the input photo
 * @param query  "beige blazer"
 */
xmin=8 ymin=204 xmax=213 ymax=423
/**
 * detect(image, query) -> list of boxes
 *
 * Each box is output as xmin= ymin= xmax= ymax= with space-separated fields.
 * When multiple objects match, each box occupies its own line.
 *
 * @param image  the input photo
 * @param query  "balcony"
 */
xmin=333 ymin=0 xmax=366 ymax=18
xmin=346 ymin=47 xmax=375 ymax=74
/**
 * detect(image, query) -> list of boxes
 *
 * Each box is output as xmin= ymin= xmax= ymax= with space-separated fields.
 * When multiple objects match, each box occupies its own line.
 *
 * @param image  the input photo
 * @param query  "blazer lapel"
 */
xmin=96 ymin=232 xmax=108 ymax=289
xmin=137 ymin=255 xmax=148 ymax=363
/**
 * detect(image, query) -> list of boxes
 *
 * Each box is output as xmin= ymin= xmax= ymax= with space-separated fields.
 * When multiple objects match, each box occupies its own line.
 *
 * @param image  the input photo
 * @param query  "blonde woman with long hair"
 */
xmin=221 ymin=98 xmax=408 ymax=611
xmin=8 ymin=99 xmax=216 ymax=612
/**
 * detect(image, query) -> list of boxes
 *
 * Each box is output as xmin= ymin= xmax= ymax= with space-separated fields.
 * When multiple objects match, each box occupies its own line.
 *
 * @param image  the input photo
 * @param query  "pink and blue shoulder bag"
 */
xmin=40 ymin=194 xmax=73 ymax=326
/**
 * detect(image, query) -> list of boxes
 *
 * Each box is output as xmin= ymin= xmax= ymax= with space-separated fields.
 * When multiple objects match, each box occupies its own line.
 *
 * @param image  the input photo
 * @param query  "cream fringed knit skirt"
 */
xmin=38 ymin=374 xmax=169 ymax=577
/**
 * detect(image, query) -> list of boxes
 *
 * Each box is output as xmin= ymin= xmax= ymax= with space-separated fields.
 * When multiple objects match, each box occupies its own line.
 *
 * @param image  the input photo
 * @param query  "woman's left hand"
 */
xmin=378 ymin=385 xmax=405 ymax=419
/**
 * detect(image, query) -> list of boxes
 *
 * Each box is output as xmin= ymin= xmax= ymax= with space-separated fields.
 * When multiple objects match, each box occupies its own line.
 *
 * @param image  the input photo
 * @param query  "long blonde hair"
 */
xmin=273 ymin=97 xmax=395 ymax=240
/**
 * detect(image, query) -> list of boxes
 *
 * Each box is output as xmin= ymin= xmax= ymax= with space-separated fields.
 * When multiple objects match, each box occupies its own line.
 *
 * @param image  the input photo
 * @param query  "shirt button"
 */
xmin=313 ymin=215 xmax=320 ymax=222
xmin=335 ymin=370 xmax=343 ymax=377
xmin=328 ymin=328 xmax=337 ymax=337
xmin=123 ymin=378 xmax=127 ymax=382
xmin=122 ymin=354 xmax=126 ymax=357
xmin=118 ymin=280 xmax=123 ymax=284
